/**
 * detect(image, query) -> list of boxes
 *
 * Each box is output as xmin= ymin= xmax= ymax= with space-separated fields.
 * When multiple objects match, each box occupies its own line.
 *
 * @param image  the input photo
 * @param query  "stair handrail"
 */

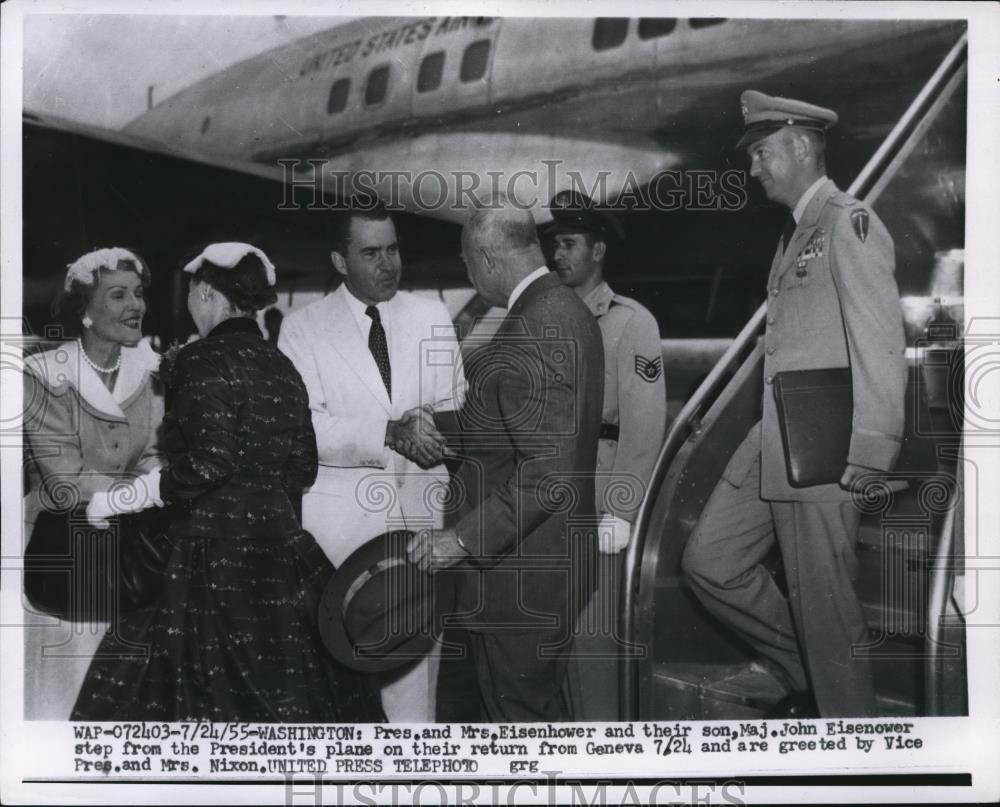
xmin=925 ymin=445 xmax=964 ymax=715
xmin=620 ymin=31 xmax=969 ymax=721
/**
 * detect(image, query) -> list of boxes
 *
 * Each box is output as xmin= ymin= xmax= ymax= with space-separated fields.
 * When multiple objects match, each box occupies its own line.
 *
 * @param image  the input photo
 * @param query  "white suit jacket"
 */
xmin=278 ymin=285 xmax=465 ymax=565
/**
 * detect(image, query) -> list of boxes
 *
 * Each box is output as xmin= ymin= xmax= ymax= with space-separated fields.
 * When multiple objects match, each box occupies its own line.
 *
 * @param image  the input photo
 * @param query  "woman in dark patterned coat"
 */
xmin=73 ymin=243 xmax=384 ymax=722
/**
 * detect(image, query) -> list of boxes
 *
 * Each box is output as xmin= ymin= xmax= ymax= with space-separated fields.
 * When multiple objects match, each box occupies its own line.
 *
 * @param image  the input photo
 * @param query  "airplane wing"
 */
xmin=22 ymin=110 xmax=464 ymax=343
xmin=24 ymin=109 xmax=289 ymax=185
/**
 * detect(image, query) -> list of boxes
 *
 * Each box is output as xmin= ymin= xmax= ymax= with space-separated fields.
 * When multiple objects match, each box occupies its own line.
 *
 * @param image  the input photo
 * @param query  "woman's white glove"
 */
xmin=597 ymin=512 xmax=633 ymax=555
xmin=86 ymin=468 xmax=163 ymax=528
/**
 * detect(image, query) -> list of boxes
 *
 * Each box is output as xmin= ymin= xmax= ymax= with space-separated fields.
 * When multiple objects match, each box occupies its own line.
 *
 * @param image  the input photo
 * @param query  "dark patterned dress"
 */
xmin=72 ymin=317 xmax=384 ymax=722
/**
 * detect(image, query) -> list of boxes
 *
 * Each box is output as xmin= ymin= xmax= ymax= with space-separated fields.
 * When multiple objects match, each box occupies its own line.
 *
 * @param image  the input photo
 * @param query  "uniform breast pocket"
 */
xmin=791 ymin=261 xmax=841 ymax=334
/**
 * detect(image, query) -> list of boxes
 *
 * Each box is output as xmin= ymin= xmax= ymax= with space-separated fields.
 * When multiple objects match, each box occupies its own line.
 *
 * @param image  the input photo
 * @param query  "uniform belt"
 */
xmin=599 ymin=422 xmax=619 ymax=441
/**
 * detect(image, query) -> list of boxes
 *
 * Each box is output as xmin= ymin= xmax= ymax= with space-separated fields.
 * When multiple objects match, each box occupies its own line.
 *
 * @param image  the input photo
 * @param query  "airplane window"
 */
xmin=689 ymin=18 xmax=728 ymax=29
xmin=418 ymin=51 xmax=445 ymax=93
xmin=460 ymin=40 xmax=491 ymax=83
xmin=365 ymin=65 xmax=390 ymax=106
xmin=638 ymin=18 xmax=678 ymax=39
xmin=327 ymin=78 xmax=350 ymax=114
xmin=592 ymin=18 xmax=629 ymax=51
xmin=200 ymin=116 xmax=210 ymax=135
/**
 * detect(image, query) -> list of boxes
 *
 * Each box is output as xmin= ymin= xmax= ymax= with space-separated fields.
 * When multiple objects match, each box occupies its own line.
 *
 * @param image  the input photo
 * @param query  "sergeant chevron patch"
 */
xmin=634 ymin=355 xmax=663 ymax=382
xmin=851 ymin=209 xmax=869 ymax=242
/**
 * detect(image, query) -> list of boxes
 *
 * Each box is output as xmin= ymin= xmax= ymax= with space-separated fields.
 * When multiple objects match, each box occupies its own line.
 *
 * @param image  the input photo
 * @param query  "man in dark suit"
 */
xmin=407 ymin=194 xmax=604 ymax=721
xmin=682 ymin=91 xmax=907 ymax=717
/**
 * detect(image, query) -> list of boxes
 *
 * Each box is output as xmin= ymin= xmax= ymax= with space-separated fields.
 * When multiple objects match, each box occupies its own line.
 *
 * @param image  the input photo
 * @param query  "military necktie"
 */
xmin=365 ymin=305 xmax=391 ymax=399
xmin=781 ymin=213 xmax=797 ymax=252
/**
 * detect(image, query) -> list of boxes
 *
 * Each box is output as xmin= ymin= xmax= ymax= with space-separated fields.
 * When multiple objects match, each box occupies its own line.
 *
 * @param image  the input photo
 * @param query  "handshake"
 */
xmin=86 ymin=467 xmax=164 ymax=528
xmin=386 ymin=405 xmax=451 ymax=468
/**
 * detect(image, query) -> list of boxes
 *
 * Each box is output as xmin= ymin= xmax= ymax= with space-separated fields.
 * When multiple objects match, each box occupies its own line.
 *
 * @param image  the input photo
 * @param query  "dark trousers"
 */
xmin=682 ymin=452 xmax=876 ymax=717
xmin=436 ymin=627 xmax=572 ymax=722
xmin=436 ymin=628 xmax=480 ymax=722
xmin=565 ymin=553 xmax=628 ymax=721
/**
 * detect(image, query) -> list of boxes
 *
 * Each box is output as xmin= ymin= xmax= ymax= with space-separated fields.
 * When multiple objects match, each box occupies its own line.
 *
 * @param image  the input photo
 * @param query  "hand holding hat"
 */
xmin=318 ymin=530 xmax=449 ymax=672
xmin=405 ymin=527 xmax=469 ymax=573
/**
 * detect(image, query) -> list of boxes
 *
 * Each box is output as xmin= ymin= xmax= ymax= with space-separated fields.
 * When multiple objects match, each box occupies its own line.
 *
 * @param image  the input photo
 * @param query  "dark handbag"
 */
xmin=24 ymin=506 xmax=172 ymax=621
xmin=772 ymin=368 xmax=852 ymax=487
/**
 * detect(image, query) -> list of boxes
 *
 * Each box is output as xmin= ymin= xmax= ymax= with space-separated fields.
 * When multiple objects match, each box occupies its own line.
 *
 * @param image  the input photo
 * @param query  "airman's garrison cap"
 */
xmin=543 ymin=190 xmax=624 ymax=242
xmin=737 ymin=90 xmax=838 ymax=149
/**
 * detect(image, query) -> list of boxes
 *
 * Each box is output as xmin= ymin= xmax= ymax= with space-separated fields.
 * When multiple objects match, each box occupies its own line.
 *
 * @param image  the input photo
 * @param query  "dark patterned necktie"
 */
xmin=781 ymin=213 xmax=797 ymax=252
xmin=366 ymin=305 xmax=391 ymax=399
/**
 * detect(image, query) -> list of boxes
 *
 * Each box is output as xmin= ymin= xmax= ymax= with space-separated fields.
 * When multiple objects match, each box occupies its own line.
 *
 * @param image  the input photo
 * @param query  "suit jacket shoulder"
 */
xmin=513 ymin=274 xmax=592 ymax=326
xmin=606 ymin=293 xmax=658 ymax=333
xmin=821 ymin=185 xmax=891 ymax=242
xmin=282 ymin=286 xmax=343 ymax=331
xmin=387 ymin=290 xmax=452 ymax=325
xmin=390 ymin=289 xmax=438 ymax=312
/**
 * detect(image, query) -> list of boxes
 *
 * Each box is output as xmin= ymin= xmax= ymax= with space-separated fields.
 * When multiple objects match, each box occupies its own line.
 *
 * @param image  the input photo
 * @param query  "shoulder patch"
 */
xmin=850 ymin=209 xmax=870 ymax=242
xmin=634 ymin=355 xmax=662 ymax=383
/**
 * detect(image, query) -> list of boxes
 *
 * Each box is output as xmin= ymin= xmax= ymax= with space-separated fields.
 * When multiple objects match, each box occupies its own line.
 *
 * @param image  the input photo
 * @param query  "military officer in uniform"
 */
xmin=544 ymin=190 xmax=667 ymax=721
xmin=682 ymin=91 xmax=907 ymax=717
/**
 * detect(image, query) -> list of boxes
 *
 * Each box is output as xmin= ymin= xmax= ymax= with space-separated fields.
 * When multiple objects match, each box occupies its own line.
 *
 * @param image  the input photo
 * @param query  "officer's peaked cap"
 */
xmin=737 ymin=90 xmax=838 ymax=149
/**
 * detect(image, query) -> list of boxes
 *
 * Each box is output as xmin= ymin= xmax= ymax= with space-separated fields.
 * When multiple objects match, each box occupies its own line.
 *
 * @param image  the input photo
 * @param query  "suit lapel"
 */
xmin=72 ymin=342 xmax=126 ymax=420
xmin=323 ymin=286 xmax=392 ymax=414
xmin=386 ymin=294 xmax=409 ymax=413
xmin=771 ymin=223 xmax=820 ymax=285
xmin=113 ymin=341 xmax=159 ymax=409
xmin=769 ymin=178 xmax=837 ymax=285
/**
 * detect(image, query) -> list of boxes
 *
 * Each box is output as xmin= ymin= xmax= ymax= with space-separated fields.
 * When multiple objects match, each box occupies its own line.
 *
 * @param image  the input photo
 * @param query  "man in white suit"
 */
xmin=279 ymin=201 xmax=465 ymax=721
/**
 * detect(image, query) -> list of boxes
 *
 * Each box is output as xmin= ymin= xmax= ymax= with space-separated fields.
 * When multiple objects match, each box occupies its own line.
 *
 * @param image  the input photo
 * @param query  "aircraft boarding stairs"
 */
xmin=621 ymin=34 xmax=968 ymax=721
xmin=632 ymin=346 xmax=964 ymax=720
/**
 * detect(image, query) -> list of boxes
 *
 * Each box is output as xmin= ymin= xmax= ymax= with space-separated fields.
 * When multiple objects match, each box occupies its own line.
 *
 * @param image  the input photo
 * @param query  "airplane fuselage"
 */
xmin=124 ymin=16 xmax=959 ymax=218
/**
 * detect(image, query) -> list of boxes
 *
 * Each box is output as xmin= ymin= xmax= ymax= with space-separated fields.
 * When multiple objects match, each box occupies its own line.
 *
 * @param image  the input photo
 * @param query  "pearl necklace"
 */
xmin=78 ymin=338 xmax=121 ymax=374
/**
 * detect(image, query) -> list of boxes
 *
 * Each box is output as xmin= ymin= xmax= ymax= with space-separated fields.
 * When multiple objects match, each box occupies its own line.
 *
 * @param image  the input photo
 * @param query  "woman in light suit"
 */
xmin=22 ymin=247 xmax=163 ymax=719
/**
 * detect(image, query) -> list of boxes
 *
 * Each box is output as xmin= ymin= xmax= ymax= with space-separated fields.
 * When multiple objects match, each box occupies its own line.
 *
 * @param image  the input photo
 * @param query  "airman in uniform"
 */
xmin=681 ymin=91 xmax=907 ymax=717
xmin=544 ymin=190 xmax=667 ymax=721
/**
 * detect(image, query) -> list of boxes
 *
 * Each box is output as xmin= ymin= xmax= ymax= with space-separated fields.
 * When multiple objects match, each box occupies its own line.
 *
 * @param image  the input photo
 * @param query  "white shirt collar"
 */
xmin=507 ymin=266 xmax=550 ymax=310
xmin=583 ymin=280 xmax=615 ymax=316
xmin=792 ymin=175 xmax=828 ymax=223
xmin=343 ymin=285 xmax=391 ymax=336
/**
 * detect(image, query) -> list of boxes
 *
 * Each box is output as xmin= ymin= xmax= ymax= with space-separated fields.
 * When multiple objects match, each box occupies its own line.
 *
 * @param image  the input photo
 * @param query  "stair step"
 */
xmin=651 ymin=660 xmax=919 ymax=719
xmin=873 ymin=693 xmax=917 ymax=717
xmin=862 ymin=600 xmax=929 ymax=638
xmin=858 ymin=541 xmax=931 ymax=635
xmin=650 ymin=661 xmax=784 ymax=720
xmin=858 ymin=522 xmax=932 ymax=555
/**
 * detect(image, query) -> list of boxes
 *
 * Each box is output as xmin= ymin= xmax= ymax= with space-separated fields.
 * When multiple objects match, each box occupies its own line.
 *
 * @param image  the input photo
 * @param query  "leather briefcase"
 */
xmin=772 ymin=368 xmax=852 ymax=488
